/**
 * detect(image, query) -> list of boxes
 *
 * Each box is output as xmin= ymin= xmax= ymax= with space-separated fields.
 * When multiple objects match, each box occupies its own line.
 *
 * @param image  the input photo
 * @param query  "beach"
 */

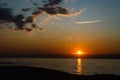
xmin=0 ymin=66 xmax=120 ymax=80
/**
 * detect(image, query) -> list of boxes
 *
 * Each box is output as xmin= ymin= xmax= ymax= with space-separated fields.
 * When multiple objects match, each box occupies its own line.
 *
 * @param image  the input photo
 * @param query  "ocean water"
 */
xmin=0 ymin=58 xmax=120 ymax=75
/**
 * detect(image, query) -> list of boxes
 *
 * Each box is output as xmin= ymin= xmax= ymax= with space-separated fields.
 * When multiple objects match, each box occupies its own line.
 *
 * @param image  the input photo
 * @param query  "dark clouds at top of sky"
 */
xmin=0 ymin=8 xmax=13 ymax=22
xmin=0 ymin=0 xmax=83 ymax=32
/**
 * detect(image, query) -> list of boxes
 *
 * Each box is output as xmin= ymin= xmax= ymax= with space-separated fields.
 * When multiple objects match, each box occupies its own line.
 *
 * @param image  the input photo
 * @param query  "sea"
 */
xmin=0 ymin=58 xmax=120 ymax=75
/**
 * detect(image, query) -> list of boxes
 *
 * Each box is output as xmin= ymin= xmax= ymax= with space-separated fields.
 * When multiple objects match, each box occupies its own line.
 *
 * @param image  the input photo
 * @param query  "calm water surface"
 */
xmin=0 ymin=58 xmax=120 ymax=75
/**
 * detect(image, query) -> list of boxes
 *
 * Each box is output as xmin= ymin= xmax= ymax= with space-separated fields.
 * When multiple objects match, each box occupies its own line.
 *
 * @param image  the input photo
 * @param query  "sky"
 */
xmin=0 ymin=0 xmax=120 ymax=57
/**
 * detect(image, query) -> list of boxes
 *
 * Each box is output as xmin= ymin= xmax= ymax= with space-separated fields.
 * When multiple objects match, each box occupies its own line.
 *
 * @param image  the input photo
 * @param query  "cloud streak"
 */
xmin=75 ymin=20 xmax=101 ymax=24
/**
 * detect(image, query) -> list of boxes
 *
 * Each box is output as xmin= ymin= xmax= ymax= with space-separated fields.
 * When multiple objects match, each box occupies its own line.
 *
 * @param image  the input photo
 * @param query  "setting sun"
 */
xmin=77 ymin=50 xmax=83 ymax=55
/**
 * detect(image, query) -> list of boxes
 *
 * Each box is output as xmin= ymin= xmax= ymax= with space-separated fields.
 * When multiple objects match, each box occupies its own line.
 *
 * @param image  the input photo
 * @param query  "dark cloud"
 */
xmin=0 ymin=0 xmax=69 ymax=31
xmin=25 ymin=16 xmax=33 ymax=23
xmin=21 ymin=8 xmax=31 ymax=12
xmin=0 ymin=1 xmax=36 ymax=31
xmin=32 ymin=10 xmax=42 ymax=15
xmin=0 ymin=8 xmax=35 ymax=31
xmin=13 ymin=15 xmax=36 ymax=31
xmin=34 ymin=0 xmax=69 ymax=15
xmin=0 ymin=8 xmax=13 ymax=22
xmin=14 ymin=14 xmax=25 ymax=29
xmin=42 ymin=5 xmax=69 ymax=15
xmin=31 ymin=23 xmax=36 ymax=28
xmin=0 ymin=0 xmax=82 ymax=32
xmin=48 ymin=0 xmax=62 ymax=4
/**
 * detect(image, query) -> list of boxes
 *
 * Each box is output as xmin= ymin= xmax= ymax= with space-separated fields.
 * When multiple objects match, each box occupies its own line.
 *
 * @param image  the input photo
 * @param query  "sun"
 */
xmin=72 ymin=49 xmax=84 ymax=56
xmin=77 ymin=50 xmax=83 ymax=55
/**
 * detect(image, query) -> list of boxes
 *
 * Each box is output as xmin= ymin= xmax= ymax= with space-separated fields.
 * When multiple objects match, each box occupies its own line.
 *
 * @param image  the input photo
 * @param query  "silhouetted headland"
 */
xmin=0 ymin=66 xmax=120 ymax=80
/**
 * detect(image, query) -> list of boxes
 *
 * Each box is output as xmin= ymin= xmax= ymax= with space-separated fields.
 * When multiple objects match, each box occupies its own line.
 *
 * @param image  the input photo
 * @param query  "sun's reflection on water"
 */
xmin=76 ymin=58 xmax=82 ymax=75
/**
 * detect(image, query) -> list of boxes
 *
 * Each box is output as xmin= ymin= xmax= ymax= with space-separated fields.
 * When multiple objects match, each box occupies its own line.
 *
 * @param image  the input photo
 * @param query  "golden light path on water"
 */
xmin=76 ymin=58 xmax=82 ymax=75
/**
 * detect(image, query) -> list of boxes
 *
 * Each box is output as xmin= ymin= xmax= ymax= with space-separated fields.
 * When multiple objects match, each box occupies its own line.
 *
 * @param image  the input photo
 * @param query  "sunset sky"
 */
xmin=0 ymin=0 xmax=120 ymax=57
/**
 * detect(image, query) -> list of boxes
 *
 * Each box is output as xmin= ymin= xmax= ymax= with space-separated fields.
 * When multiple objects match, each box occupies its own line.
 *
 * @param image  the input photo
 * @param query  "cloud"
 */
xmin=57 ymin=8 xmax=86 ymax=17
xmin=0 ymin=8 xmax=13 ymax=22
xmin=0 ymin=0 xmax=85 ymax=32
xmin=75 ymin=20 xmax=101 ymax=24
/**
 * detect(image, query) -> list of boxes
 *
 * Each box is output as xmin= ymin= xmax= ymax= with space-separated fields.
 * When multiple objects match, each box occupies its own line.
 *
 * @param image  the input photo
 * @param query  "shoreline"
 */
xmin=0 ymin=66 xmax=120 ymax=80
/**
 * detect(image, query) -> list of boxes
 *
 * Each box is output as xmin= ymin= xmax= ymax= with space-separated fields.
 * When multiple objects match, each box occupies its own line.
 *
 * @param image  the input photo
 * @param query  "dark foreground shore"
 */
xmin=0 ymin=66 xmax=120 ymax=80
